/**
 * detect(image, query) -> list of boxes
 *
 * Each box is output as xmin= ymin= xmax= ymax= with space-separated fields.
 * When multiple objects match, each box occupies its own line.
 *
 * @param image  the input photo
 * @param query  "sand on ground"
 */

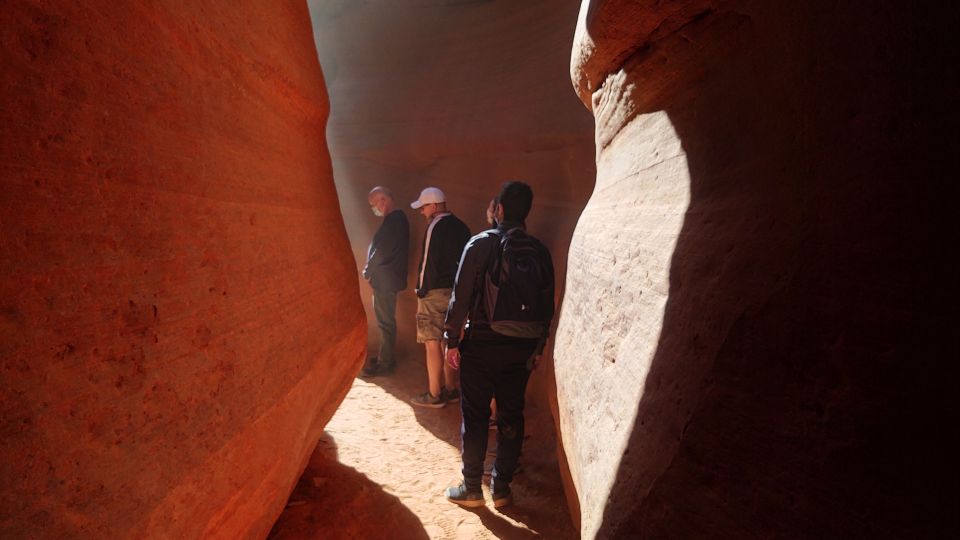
xmin=269 ymin=351 xmax=577 ymax=539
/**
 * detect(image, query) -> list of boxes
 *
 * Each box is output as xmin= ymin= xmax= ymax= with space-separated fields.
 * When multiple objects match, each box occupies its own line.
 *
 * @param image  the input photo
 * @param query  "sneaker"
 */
xmin=359 ymin=357 xmax=379 ymax=377
xmin=379 ymin=363 xmax=395 ymax=375
xmin=410 ymin=391 xmax=445 ymax=408
xmin=361 ymin=362 xmax=394 ymax=378
xmin=444 ymin=484 xmax=484 ymax=508
xmin=442 ymin=387 xmax=461 ymax=403
xmin=491 ymin=487 xmax=512 ymax=508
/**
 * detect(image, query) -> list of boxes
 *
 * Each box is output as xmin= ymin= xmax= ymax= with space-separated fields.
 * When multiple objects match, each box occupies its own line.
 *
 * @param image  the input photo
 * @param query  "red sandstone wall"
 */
xmin=0 ymin=2 xmax=365 ymax=538
xmin=556 ymin=0 xmax=955 ymax=538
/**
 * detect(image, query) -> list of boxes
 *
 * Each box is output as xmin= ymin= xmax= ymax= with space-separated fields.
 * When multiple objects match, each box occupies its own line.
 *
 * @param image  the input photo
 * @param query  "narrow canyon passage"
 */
xmin=3 ymin=1 xmax=955 ymax=538
xmin=269 ymin=356 xmax=576 ymax=540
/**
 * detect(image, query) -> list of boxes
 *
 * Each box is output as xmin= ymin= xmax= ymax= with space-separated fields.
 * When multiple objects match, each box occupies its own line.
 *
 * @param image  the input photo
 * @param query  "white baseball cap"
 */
xmin=410 ymin=187 xmax=446 ymax=209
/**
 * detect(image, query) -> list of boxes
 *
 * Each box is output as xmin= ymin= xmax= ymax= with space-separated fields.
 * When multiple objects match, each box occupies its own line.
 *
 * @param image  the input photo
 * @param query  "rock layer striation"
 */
xmin=0 ymin=2 xmax=364 ymax=538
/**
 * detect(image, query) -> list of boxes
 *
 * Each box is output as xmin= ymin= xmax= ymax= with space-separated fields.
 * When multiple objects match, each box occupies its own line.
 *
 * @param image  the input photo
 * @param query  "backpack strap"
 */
xmin=472 ymin=229 xmax=502 ymax=319
xmin=497 ymin=227 xmax=527 ymax=283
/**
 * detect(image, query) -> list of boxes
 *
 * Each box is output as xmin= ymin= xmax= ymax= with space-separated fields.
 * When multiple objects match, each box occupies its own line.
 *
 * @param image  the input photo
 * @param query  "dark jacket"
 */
xmin=363 ymin=209 xmax=409 ymax=292
xmin=415 ymin=213 xmax=470 ymax=296
xmin=443 ymin=221 xmax=555 ymax=351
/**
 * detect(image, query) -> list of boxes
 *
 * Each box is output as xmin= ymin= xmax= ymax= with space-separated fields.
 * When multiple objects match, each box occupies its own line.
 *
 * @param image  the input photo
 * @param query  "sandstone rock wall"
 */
xmin=556 ymin=1 xmax=955 ymax=538
xmin=0 ymin=2 xmax=364 ymax=538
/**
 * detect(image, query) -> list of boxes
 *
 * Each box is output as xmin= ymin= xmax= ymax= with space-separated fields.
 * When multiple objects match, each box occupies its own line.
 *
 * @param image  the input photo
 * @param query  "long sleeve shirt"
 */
xmin=415 ymin=213 xmax=471 ymax=295
xmin=363 ymin=209 xmax=410 ymax=292
xmin=443 ymin=220 xmax=555 ymax=351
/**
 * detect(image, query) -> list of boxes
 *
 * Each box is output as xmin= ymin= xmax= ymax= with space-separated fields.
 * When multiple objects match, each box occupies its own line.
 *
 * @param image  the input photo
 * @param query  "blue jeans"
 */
xmin=372 ymin=289 xmax=397 ymax=367
xmin=458 ymin=334 xmax=537 ymax=492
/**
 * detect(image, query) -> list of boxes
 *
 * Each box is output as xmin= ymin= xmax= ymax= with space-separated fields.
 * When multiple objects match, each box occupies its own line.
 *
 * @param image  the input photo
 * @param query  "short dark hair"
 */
xmin=497 ymin=181 xmax=533 ymax=223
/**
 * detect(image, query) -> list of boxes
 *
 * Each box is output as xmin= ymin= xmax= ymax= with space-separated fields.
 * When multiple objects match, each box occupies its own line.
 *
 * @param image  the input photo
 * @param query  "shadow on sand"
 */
xmin=268 ymin=432 xmax=429 ymax=540
xmin=349 ymin=349 xmax=577 ymax=539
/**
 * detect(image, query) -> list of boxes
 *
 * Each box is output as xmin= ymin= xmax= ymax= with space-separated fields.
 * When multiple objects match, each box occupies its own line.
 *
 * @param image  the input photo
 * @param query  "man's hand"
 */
xmin=446 ymin=347 xmax=461 ymax=370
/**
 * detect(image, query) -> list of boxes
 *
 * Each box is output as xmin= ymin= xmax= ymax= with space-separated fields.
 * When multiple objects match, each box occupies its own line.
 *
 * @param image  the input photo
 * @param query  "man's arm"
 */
xmin=364 ymin=213 xmax=405 ymax=277
xmin=443 ymin=233 xmax=490 ymax=350
xmin=363 ymin=228 xmax=381 ymax=280
xmin=362 ymin=243 xmax=375 ymax=280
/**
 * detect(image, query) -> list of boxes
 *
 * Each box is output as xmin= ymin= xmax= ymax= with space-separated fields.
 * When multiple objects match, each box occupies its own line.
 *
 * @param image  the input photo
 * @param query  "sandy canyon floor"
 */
xmin=269 ymin=352 xmax=576 ymax=539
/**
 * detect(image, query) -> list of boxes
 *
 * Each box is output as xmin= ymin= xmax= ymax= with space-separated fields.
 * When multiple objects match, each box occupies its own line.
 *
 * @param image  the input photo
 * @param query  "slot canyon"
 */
xmin=1 ymin=1 xmax=955 ymax=539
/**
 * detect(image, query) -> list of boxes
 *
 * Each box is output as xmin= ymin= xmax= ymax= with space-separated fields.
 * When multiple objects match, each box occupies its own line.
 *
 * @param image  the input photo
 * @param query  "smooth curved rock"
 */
xmin=557 ymin=1 xmax=955 ymax=538
xmin=0 ymin=2 xmax=364 ymax=538
xmin=570 ymin=0 xmax=713 ymax=109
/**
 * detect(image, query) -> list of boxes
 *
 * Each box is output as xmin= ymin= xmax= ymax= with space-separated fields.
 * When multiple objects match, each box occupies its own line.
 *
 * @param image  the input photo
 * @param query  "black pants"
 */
xmin=458 ymin=334 xmax=537 ymax=492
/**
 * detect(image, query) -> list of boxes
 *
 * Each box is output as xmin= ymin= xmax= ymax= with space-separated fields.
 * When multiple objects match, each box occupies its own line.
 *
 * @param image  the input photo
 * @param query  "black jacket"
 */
xmin=443 ymin=221 xmax=555 ymax=350
xmin=363 ymin=209 xmax=409 ymax=292
xmin=415 ymin=213 xmax=470 ymax=295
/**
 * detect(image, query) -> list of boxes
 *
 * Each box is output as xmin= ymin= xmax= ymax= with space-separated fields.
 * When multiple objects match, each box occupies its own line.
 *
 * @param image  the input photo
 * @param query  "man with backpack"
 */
xmin=442 ymin=181 xmax=555 ymax=508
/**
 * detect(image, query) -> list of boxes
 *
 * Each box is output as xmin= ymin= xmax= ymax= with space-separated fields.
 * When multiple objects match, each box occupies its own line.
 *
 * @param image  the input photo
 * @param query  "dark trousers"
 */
xmin=459 ymin=335 xmax=537 ymax=492
xmin=372 ymin=289 xmax=397 ymax=367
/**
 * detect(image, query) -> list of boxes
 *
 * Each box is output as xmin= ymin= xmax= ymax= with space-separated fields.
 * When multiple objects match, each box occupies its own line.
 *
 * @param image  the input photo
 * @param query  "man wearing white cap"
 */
xmin=409 ymin=187 xmax=471 ymax=408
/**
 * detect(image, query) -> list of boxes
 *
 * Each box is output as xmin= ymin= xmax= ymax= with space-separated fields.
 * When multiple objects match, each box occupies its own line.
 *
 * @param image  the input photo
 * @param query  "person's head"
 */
xmin=485 ymin=197 xmax=499 ymax=227
xmin=368 ymin=186 xmax=395 ymax=217
xmin=410 ymin=187 xmax=447 ymax=220
xmin=496 ymin=181 xmax=533 ymax=224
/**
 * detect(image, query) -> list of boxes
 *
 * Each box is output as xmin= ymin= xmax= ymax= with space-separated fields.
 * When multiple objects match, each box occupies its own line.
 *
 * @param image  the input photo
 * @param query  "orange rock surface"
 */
xmin=0 ymin=2 xmax=364 ymax=538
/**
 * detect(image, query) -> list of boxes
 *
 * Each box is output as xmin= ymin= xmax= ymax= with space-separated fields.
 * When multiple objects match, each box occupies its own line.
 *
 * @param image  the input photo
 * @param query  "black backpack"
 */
xmin=482 ymin=227 xmax=552 ymax=339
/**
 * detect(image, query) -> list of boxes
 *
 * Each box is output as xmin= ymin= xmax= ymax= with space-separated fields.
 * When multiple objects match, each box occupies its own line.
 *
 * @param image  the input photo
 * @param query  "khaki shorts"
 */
xmin=416 ymin=288 xmax=452 ymax=343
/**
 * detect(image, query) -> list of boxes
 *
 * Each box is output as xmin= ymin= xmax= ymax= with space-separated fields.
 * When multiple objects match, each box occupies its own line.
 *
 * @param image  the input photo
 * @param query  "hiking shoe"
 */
xmin=359 ymin=357 xmax=378 ymax=377
xmin=360 ymin=362 xmax=397 ymax=378
xmin=360 ymin=362 xmax=394 ymax=378
xmin=410 ymin=391 xmax=445 ymax=408
xmin=444 ymin=484 xmax=484 ymax=508
xmin=442 ymin=387 xmax=461 ymax=403
xmin=491 ymin=487 xmax=512 ymax=508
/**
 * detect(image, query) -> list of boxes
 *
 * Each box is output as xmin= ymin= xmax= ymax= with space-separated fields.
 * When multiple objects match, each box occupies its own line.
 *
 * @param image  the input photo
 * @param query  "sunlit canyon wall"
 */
xmin=1 ymin=2 xmax=364 ymax=538
xmin=555 ymin=0 xmax=955 ymax=538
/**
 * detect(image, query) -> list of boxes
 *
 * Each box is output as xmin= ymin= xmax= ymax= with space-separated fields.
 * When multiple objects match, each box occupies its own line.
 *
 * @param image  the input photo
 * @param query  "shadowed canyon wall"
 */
xmin=1 ymin=2 xmax=364 ymax=538
xmin=556 ymin=0 xmax=956 ymax=538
